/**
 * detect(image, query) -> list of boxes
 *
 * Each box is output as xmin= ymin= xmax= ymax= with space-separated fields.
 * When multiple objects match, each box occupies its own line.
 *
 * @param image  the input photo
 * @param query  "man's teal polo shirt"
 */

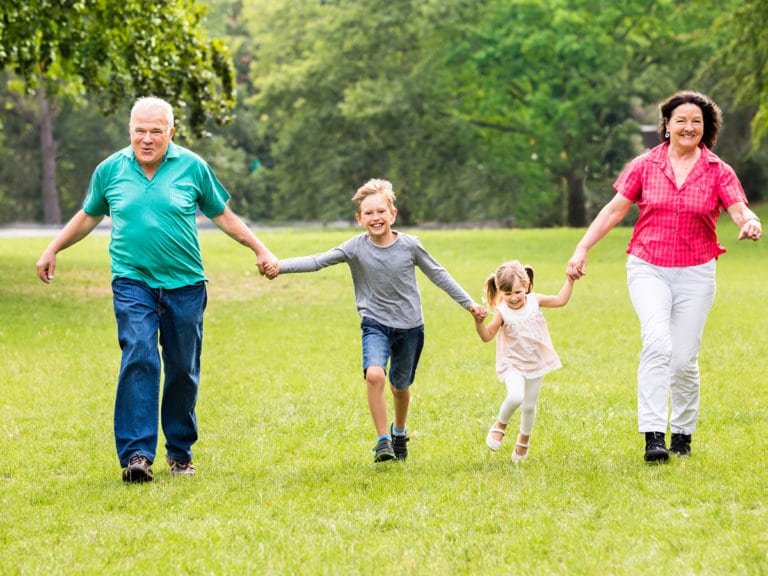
xmin=83 ymin=141 xmax=230 ymax=289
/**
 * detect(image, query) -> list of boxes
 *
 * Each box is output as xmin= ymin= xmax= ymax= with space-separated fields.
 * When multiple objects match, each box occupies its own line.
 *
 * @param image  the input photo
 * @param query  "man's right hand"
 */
xmin=36 ymin=250 xmax=56 ymax=284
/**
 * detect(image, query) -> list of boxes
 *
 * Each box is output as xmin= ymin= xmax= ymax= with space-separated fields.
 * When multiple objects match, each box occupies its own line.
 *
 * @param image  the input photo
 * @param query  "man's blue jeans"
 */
xmin=112 ymin=278 xmax=207 ymax=467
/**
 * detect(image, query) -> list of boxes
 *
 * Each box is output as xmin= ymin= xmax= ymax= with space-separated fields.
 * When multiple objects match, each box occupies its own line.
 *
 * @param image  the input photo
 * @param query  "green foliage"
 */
xmin=442 ymin=0 xmax=716 ymax=225
xmin=689 ymin=0 xmax=768 ymax=204
xmin=0 ymin=127 xmax=10 ymax=221
xmin=0 ymin=91 xmax=42 ymax=223
xmin=245 ymin=0 xmax=506 ymax=225
xmin=1 ymin=0 xmax=766 ymax=225
xmin=0 ymin=0 xmax=236 ymax=136
xmin=707 ymin=0 xmax=768 ymax=149
xmin=241 ymin=0 xmax=736 ymax=226
xmin=54 ymin=99 xmax=129 ymax=216
xmin=1 ymin=219 xmax=767 ymax=573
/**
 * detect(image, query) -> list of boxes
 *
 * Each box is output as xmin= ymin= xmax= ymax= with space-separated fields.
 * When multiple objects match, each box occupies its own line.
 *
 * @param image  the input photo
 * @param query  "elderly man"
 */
xmin=36 ymin=96 xmax=276 ymax=482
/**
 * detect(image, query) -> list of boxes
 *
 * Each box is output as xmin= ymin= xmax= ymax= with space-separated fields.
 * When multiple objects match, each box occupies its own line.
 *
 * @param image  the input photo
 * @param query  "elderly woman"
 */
xmin=567 ymin=91 xmax=762 ymax=462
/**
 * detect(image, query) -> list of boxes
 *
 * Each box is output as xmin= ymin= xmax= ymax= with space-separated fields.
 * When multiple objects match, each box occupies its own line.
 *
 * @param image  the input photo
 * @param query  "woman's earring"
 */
xmin=665 ymin=131 xmax=670 ymax=138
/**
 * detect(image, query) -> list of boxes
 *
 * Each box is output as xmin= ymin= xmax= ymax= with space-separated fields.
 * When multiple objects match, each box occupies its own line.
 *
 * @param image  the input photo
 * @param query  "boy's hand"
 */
xmin=263 ymin=261 xmax=280 ymax=280
xmin=256 ymin=249 xmax=278 ymax=276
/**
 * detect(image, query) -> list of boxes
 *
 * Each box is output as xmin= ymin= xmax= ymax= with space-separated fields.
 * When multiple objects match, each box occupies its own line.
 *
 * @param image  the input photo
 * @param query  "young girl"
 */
xmin=474 ymin=261 xmax=575 ymax=462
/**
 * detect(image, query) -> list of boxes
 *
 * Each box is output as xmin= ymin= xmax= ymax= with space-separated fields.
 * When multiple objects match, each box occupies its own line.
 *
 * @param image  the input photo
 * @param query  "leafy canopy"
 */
xmin=0 ymin=0 xmax=236 ymax=135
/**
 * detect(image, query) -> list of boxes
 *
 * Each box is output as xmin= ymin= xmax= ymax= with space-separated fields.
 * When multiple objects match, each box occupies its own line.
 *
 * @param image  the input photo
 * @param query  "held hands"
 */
xmin=566 ymin=247 xmax=588 ymax=280
xmin=468 ymin=302 xmax=488 ymax=323
xmin=262 ymin=260 xmax=280 ymax=280
xmin=257 ymin=250 xmax=279 ymax=279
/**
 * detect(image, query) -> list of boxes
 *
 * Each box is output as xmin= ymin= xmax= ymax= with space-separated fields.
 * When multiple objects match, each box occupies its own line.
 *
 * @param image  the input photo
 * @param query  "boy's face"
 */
xmin=356 ymin=193 xmax=397 ymax=244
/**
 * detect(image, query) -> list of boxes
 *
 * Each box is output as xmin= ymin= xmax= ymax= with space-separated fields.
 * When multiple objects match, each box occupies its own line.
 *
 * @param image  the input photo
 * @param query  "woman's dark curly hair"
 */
xmin=657 ymin=91 xmax=723 ymax=148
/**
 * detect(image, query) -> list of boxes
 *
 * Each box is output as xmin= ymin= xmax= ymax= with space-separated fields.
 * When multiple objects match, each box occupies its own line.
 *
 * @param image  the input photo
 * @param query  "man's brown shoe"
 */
xmin=167 ymin=456 xmax=196 ymax=477
xmin=122 ymin=455 xmax=154 ymax=483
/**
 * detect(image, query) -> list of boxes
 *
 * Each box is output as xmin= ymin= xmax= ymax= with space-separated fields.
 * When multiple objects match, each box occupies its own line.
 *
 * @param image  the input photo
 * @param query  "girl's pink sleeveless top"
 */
xmin=495 ymin=295 xmax=561 ymax=380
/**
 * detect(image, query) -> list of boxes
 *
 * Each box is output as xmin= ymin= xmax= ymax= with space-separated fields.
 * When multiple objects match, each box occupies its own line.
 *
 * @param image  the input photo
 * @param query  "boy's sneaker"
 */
xmin=122 ymin=455 xmax=154 ymax=483
xmin=167 ymin=456 xmax=196 ymax=477
xmin=644 ymin=432 xmax=669 ymax=463
xmin=670 ymin=433 xmax=692 ymax=456
xmin=390 ymin=423 xmax=409 ymax=461
xmin=373 ymin=437 xmax=396 ymax=462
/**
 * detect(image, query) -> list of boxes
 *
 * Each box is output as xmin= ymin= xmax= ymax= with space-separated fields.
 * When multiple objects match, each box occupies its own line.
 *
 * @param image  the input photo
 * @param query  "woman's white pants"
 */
xmin=626 ymin=255 xmax=716 ymax=435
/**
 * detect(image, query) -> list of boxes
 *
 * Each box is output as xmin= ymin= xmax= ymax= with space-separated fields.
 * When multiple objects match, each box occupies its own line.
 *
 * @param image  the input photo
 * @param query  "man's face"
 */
xmin=129 ymin=106 xmax=174 ymax=169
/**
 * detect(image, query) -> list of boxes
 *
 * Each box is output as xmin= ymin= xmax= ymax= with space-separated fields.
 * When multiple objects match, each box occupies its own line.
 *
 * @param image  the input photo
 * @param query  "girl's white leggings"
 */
xmin=626 ymin=255 xmax=716 ymax=435
xmin=497 ymin=371 xmax=543 ymax=436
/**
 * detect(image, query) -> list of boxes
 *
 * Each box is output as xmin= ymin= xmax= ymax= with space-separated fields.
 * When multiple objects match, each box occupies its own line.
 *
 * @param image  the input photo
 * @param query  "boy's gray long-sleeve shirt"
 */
xmin=278 ymin=232 xmax=473 ymax=329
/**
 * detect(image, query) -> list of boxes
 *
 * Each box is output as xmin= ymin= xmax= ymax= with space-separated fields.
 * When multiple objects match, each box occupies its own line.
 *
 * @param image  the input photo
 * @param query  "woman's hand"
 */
xmin=566 ymin=247 xmax=588 ymax=280
xmin=737 ymin=217 xmax=762 ymax=242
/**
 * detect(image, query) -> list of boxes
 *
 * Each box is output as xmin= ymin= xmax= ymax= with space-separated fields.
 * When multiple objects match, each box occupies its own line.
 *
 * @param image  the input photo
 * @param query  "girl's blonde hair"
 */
xmin=351 ymin=179 xmax=396 ymax=214
xmin=484 ymin=260 xmax=535 ymax=309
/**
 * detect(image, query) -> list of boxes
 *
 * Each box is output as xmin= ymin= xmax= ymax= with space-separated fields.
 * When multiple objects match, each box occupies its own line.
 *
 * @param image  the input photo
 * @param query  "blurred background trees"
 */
xmin=1 ymin=0 xmax=766 ymax=227
xmin=0 ymin=0 xmax=235 ymax=224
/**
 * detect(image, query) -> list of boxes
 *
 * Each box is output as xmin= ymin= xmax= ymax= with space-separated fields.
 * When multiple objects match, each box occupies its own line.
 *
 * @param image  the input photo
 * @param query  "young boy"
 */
xmin=264 ymin=179 xmax=485 ymax=462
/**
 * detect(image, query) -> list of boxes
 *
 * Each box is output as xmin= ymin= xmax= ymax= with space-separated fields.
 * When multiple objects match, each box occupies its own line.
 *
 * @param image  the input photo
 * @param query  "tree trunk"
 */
xmin=38 ymin=85 xmax=61 ymax=225
xmin=565 ymin=167 xmax=587 ymax=227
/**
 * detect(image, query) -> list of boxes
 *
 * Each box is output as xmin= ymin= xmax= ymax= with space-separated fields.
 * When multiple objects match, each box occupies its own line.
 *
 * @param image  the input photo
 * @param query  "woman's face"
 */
xmin=666 ymin=103 xmax=704 ymax=151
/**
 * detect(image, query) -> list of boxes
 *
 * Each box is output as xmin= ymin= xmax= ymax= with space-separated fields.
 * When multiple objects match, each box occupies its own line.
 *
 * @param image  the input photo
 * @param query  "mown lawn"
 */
xmin=1 ymin=216 xmax=766 ymax=575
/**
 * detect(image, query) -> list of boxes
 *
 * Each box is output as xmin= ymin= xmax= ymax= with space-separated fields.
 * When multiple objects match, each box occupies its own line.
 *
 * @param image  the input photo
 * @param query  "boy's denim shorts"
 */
xmin=360 ymin=316 xmax=424 ymax=390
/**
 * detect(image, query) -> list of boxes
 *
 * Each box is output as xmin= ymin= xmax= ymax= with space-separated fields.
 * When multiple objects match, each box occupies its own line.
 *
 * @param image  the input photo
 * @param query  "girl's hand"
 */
xmin=566 ymin=248 xmax=588 ymax=279
xmin=469 ymin=303 xmax=487 ymax=323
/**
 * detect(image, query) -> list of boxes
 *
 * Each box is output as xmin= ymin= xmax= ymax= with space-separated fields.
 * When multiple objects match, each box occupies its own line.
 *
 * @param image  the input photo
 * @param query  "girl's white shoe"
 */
xmin=485 ymin=426 xmax=506 ymax=451
xmin=511 ymin=441 xmax=530 ymax=463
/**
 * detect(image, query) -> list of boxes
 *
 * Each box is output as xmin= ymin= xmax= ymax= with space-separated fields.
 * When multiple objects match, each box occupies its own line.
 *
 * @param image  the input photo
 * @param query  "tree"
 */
xmin=712 ymin=1 xmax=768 ymax=150
xmin=193 ymin=0 xmax=278 ymax=222
xmin=243 ymin=0 xmax=726 ymax=226
xmin=0 ymin=92 xmax=40 ymax=224
xmin=688 ymin=0 xmax=768 ymax=203
xmin=0 ymin=0 xmax=236 ymax=223
xmin=245 ymin=0 xmax=521 ymax=225
xmin=441 ymin=0 xmax=717 ymax=226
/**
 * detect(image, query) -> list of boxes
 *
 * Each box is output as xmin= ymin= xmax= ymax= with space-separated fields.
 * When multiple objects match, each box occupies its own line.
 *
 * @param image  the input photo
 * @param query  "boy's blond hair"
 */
xmin=351 ymin=179 xmax=396 ymax=214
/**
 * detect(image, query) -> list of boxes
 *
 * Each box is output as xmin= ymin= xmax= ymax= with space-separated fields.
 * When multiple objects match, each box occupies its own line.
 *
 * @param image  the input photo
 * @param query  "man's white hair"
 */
xmin=130 ymin=96 xmax=174 ymax=133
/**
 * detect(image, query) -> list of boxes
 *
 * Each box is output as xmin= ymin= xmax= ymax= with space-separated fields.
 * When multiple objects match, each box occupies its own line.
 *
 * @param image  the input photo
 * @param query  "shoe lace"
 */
xmin=169 ymin=458 xmax=193 ymax=472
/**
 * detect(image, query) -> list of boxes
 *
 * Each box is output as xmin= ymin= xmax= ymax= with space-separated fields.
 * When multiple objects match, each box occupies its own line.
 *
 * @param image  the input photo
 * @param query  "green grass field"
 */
xmin=1 ymin=215 xmax=766 ymax=575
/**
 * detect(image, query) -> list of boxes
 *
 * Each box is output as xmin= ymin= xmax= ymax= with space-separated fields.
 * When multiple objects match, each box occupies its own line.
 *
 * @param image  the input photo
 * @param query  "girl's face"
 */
xmin=356 ymin=193 xmax=397 ymax=245
xmin=501 ymin=279 xmax=527 ymax=310
xmin=666 ymin=103 xmax=704 ymax=151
